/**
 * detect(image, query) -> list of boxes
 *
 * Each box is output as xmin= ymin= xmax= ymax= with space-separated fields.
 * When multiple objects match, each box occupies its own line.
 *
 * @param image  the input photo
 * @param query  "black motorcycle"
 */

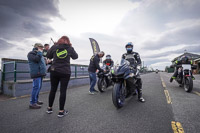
xmin=174 ymin=64 xmax=194 ymax=92
xmin=97 ymin=65 xmax=113 ymax=92
xmin=111 ymin=59 xmax=140 ymax=109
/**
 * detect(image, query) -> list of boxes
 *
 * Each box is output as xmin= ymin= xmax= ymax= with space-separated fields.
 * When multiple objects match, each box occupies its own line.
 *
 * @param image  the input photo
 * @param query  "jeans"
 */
xmin=89 ymin=72 xmax=97 ymax=92
xmin=30 ymin=77 xmax=42 ymax=105
xmin=48 ymin=71 xmax=71 ymax=110
xmin=37 ymin=78 xmax=43 ymax=100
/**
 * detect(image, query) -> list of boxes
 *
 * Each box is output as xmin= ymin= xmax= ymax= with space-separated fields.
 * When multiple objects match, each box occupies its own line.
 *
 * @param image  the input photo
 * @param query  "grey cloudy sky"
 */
xmin=0 ymin=0 xmax=200 ymax=70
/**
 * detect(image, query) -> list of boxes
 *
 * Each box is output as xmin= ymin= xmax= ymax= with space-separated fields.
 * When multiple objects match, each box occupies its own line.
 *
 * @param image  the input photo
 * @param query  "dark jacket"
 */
xmin=103 ymin=59 xmax=114 ymax=67
xmin=175 ymin=60 xmax=192 ymax=66
xmin=88 ymin=54 xmax=103 ymax=73
xmin=122 ymin=51 xmax=141 ymax=67
xmin=27 ymin=48 xmax=47 ymax=78
xmin=43 ymin=49 xmax=48 ymax=57
xmin=47 ymin=44 xmax=78 ymax=74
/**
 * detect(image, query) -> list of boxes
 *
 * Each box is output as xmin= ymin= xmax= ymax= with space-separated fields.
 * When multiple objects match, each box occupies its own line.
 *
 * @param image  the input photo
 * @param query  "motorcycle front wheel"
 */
xmin=97 ymin=78 xmax=107 ymax=92
xmin=184 ymin=77 xmax=193 ymax=92
xmin=112 ymin=83 xmax=126 ymax=109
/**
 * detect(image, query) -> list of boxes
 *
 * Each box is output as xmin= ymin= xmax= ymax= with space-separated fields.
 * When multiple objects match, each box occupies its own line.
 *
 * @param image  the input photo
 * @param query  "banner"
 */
xmin=89 ymin=38 xmax=101 ymax=55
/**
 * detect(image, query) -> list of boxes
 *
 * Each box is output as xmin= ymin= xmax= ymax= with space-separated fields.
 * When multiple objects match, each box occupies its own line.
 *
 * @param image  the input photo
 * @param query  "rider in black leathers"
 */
xmin=121 ymin=42 xmax=145 ymax=103
xmin=103 ymin=54 xmax=114 ymax=68
xmin=170 ymin=56 xmax=194 ymax=82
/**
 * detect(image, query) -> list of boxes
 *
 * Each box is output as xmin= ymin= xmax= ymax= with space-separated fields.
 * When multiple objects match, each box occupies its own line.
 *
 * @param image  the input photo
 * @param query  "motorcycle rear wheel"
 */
xmin=184 ymin=77 xmax=193 ymax=92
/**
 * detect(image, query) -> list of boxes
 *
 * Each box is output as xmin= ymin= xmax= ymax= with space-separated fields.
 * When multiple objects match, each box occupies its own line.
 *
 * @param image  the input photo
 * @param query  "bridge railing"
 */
xmin=1 ymin=61 xmax=89 ymax=82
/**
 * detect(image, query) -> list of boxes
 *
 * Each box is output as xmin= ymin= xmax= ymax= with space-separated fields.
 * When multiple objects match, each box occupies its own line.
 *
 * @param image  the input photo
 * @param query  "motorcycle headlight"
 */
xmin=129 ymin=73 xmax=134 ymax=77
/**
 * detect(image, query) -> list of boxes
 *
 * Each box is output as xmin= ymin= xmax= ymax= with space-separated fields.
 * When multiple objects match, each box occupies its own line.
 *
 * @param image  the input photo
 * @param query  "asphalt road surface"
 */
xmin=0 ymin=72 xmax=199 ymax=133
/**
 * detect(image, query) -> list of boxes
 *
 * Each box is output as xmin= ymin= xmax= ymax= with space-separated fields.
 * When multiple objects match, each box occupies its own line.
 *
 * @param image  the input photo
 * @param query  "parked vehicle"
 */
xmin=97 ymin=65 xmax=113 ymax=92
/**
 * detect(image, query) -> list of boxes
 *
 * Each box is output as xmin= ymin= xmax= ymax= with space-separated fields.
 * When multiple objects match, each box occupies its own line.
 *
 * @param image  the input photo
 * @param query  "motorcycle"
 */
xmin=111 ymin=59 xmax=140 ymax=109
xmin=97 ymin=65 xmax=113 ymax=92
xmin=155 ymin=69 xmax=158 ymax=74
xmin=175 ymin=64 xmax=194 ymax=92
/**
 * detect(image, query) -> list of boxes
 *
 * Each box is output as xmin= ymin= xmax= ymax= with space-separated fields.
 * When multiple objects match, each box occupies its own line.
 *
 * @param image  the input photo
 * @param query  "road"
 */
xmin=0 ymin=72 xmax=199 ymax=133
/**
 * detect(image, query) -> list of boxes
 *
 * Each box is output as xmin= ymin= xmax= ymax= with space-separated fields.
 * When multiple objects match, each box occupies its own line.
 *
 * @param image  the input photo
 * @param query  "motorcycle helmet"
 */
xmin=125 ymin=42 xmax=134 ymax=52
xmin=180 ymin=56 xmax=189 ymax=64
xmin=106 ymin=54 xmax=111 ymax=60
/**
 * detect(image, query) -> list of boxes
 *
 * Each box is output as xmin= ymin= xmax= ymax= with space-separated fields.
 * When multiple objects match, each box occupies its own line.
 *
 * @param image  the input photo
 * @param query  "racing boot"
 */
xmin=137 ymin=88 xmax=145 ymax=103
xmin=191 ymin=75 xmax=195 ymax=80
xmin=136 ymin=79 xmax=145 ymax=103
xmin=170 ymin=76 xmax=176 ymax=82
xmin=170 ymin=70 xmax=178 ymax=82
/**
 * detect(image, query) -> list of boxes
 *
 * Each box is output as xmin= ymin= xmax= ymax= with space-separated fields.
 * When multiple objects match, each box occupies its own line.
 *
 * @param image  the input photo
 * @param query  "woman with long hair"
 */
xmin=46 ymin=36 xmax=78 ymax=118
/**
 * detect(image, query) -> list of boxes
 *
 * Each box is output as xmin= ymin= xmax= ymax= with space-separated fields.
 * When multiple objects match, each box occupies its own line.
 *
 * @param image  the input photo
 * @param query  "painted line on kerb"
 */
xmin=20 ymin=95 xmax=30 ymax=98
xmin=193 ymin=91 xmax=200 ymax=96
xmin=171 ymin=121 xmax=185 ymax=133
xmin=10 ymin=97 xmax=17 ymax=100
xmin=164 ymin=90 xmax=172 ymax=104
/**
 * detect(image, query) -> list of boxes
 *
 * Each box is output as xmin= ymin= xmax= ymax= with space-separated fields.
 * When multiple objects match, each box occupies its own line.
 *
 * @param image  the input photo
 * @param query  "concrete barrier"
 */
xmin=0 ymin=71 xmax=2 ymax=93
xmin=1 ymin=58 xmax=90 ymax=97
xmin=3 ymin=77 xmax=89 ymax=97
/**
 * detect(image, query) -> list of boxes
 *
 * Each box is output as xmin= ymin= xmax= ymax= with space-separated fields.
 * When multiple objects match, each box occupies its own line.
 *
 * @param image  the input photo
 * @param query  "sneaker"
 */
xmin=89 ymin=91 xmax=95 ymax=95
xmin=57 ymin=110 xmax=69 ymax=118
xmin=37 ymin=101 xmax=43 ymax=105
xmin=46 ymin=107 xmax=53 ymax=114
xmin=138 ymin=97 xmax=145 ymax=103
xmin=170 ymin=78 xmax=173 ymax=82
xmin=29 ymin=104 xmax=41 ymax=109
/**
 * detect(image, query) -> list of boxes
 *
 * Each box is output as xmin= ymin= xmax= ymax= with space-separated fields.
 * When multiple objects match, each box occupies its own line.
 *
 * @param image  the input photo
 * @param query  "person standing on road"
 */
xmin=88 ymin=51 xmax=105 ymax=94
xmin=122 ymin=42 xmax=145 ymax=103
xmin=46 ymin=36 xmax=78 ymax=118
xmin=27 ymin=43 xmax=46 ymax=109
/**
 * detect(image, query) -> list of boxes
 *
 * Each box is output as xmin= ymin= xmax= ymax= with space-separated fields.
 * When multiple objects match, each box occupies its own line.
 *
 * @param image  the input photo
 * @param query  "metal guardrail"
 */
xmin=1 ymin=61 xmax=89 ymax=82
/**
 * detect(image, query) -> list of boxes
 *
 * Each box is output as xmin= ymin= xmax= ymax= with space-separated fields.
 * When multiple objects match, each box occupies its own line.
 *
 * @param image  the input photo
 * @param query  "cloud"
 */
xmin=116 ymin=0 xmax=200 ymax=48
xmin=0 ymin=39 xmax=15 ymax=50
xmin=143 ymin=58 xmax=170 ymax=66
xmin=1 ymin=0 xmax=200 ymax=70
xmin=141 ymin=22 xmax=200 ymax=50
xmin=0 ymin=0 xmax=60 ymax=41
xmin=142 ymin=44 xmax=200 ymax=59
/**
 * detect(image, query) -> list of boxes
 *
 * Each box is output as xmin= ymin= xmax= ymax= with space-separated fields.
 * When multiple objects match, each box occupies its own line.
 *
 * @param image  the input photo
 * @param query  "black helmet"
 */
xmin=106 ymin=54 xmax=111 ymax=59
xmin=180 ymin=56 xmax=189 ymax=64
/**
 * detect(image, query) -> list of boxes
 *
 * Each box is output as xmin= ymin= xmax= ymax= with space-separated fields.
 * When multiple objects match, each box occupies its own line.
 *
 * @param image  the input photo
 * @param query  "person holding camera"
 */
xmin=27 ymin=43 xmax=46 ymax=109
